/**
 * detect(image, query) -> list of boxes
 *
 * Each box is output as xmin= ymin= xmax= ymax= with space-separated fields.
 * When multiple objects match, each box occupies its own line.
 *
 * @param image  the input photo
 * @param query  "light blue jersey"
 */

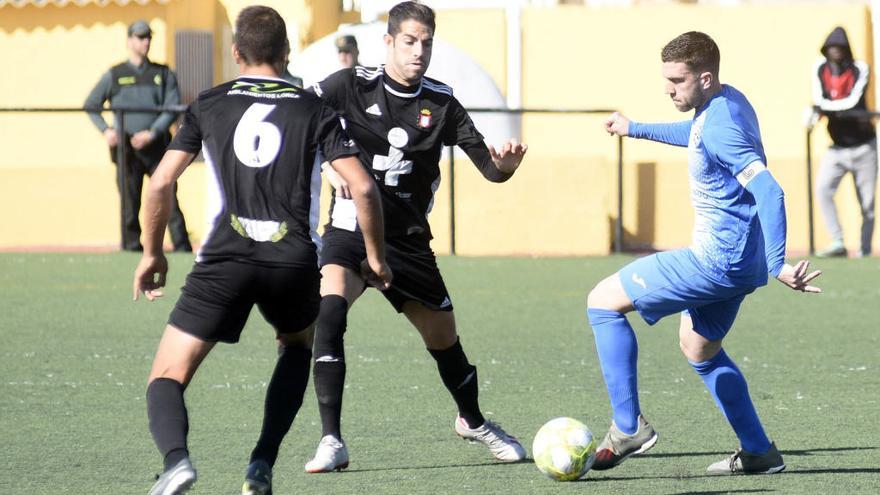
xmin=630 ymin=85 xmax=771 ymax=288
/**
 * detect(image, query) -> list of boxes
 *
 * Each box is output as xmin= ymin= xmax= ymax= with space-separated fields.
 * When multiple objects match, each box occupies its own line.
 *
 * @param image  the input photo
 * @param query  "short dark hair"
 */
xmin=661 ymin=31 xmax=720 ymax=76
xmin=387 ymin=1 xmax=435 ymax=37
xmin=234 ymin=6 xmax=288 ymax=66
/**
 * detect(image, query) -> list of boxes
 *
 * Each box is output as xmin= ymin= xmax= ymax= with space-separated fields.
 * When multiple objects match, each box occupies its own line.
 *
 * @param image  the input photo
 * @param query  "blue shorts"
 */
xmin=618 ymin=248 xmax=756 ymax=341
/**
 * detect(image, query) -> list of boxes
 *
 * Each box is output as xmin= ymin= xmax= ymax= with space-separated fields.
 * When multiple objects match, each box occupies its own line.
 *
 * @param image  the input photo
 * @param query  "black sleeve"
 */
xmin=445 ymin=97 xmax=511 ymax=183
xmin=307 ymin=68 xmax=351 ymax=112
xmin=315 ymin=103 xmax=359 ymax=162
xmin=167 ymin=101 xmax=202 ymax=154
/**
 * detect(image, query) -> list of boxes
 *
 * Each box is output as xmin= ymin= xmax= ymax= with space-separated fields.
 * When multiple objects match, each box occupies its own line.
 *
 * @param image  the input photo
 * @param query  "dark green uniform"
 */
xmin=85 ymin=59 xmax=191 ymax=252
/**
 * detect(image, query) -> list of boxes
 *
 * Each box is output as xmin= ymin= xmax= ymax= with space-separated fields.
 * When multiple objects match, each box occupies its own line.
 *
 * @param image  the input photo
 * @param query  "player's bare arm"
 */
xmin=328 ymin=156 xmax=392 ymax=289
xmin=487 ymin=138 xmax=528 ymax=175
xmin=133 ymin=149 xmax=195 ymax=301
xmin=321 ymin=162 xmax=352 ymax=199
xmin=605 ymin=112 xmax=631 ymax=137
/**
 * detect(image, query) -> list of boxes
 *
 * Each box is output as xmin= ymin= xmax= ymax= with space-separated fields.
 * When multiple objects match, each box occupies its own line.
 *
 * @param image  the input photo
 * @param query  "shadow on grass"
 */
xmin=345 ymin=458 xmax=534 ymax=473
xmin=580 ymin=466 xmax=880 ymax=483
xmin=667 ymin=491 xmax=772 ymax=495
xmin=641 ymin=446 xmax=877 ymax=459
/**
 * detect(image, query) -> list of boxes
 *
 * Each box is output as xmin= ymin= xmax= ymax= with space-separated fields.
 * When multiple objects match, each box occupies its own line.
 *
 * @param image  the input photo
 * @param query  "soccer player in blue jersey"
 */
xmin=591 ymin=31 xmax=822 ymax=475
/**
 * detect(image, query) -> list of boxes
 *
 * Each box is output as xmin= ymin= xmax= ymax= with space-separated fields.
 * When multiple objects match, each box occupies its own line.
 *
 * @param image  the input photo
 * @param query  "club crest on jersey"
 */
xmin=418 ymin=108 xmax=432 ymax=128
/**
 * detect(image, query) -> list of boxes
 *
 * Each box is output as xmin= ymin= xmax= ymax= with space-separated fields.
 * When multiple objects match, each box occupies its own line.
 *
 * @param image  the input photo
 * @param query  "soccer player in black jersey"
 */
xmin=284 ymin=1 xmax=529 ymax=472
xmin=133 ymin=7 xmax=390 ymax=495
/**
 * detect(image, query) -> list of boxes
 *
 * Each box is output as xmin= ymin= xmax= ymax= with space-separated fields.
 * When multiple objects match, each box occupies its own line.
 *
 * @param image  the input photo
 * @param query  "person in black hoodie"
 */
xmin=813 ymin=26 xmax=877 ymax=258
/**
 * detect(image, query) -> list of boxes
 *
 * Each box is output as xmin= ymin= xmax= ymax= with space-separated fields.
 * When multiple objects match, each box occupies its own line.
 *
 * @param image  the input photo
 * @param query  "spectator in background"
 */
xmin=85 ymin=20 xmax=192 ymax=253
xmin=813 ymin=26 xmax=877 ymax=258
xmin=336 ymin=34 xmax=360 ymax=68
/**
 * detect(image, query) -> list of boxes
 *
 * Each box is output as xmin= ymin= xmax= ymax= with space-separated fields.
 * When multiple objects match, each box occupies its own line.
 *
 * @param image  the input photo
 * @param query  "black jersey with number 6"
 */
xmin=312 ymin=66 xmax=509 ymax=239
xmin=169 ymin=76 xmax=358 ymax=267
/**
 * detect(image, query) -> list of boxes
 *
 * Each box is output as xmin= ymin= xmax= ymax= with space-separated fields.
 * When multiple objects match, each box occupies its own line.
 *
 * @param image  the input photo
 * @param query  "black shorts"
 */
xmin=169 ymin=260 xmax=320 ymax=343
xmin=321 ymin=227 xmax=453 ymax=313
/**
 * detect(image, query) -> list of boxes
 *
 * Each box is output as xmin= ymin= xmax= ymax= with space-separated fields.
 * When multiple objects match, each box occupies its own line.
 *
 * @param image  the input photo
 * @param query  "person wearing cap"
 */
xmin=335 ymin=34 xmax=359 ymax=68
xmin=85 ymin=20 xmax=192 ymax=253
xmin=813 ymin=26 xmax=877 ymax=258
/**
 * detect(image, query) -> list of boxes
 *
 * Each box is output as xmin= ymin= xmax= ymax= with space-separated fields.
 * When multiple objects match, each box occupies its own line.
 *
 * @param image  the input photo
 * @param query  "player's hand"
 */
xmin=130 ymin=130 xmax=155 ymax=150
xmin=133 ymin=254 xmax=168 ymax=301
xmin=605 ymin=112 xmax=631 ymax=137
xmin=323 ymin=163 xmax=352 ymax=199
xmin=488 ymin=138 xmax=527 ymax=175
xmin=103 ymin=128 xmax=119 ymax=147
xmin=361 ymin=257 xmax=392 ymax=290
xmin=775 ymin=260 xmax=822 ymax=293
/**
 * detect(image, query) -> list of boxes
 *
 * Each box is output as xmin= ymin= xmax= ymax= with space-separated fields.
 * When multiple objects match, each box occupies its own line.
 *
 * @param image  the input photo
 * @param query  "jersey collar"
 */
xmin=382 ymin=67 xmax=422 ymax=98
xmin=236 ymin=75 xmax=288 ymax=83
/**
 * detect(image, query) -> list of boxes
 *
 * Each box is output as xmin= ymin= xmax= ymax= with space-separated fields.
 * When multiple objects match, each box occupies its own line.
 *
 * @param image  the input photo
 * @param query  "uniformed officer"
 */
xmin=85 ymin=20 xmax=192 ymax=252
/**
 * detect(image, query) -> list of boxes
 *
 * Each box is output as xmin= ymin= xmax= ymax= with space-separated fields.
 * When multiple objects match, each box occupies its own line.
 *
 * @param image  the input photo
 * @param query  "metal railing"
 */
xmin=804 ymin=107 xmax=877 ymax=256
xmin=0 ymin=105 xmax=187 ymax=249
xmin=1 ymin=105 xmax=624 ymax=254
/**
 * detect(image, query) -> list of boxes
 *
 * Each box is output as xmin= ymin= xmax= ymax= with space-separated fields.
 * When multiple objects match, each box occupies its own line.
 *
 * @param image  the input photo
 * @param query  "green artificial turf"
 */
xmin=1 ymin=253 xmax=877 ymax=494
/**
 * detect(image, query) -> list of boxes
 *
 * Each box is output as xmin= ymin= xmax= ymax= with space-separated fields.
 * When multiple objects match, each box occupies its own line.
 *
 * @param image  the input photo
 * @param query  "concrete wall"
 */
xmin=0 ymin=2 xmax=874 ymax=255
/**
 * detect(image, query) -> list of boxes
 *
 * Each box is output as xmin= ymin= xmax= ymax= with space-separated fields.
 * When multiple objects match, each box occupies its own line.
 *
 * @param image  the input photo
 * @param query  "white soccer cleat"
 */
xmin=148 ymin=458 xmax=197 ymax=495
xmin=304 ymin=435 xmax=350 ymax=473
xmin=454 ymin=416 xmax=527 ymax=462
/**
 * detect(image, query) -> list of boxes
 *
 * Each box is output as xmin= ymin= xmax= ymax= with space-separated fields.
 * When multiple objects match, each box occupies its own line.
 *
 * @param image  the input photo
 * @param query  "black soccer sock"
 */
xmin=249 ymin=345 xmax=312 ymax=467
xmin=146 ymin=378 xmax=190 ymax=471
xmin=312 ymin=295 xmax=349 ymax=438
xmin=428 ymin=338 xmax=484 ymax=429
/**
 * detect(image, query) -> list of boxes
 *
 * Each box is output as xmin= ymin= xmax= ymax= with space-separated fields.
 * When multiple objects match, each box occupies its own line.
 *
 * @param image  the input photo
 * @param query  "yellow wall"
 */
xmin=0 ymin=3 xmax=875 ymax=256
xmin=518 ymin=3 xmax=872 ymax=254
xmin=434 ymin=9 xmax=508 ymax=97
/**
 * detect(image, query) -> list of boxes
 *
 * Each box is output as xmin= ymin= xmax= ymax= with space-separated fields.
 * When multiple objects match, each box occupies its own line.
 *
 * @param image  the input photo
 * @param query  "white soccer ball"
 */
xmin=532 ymin=417 xmax=597 ymax=481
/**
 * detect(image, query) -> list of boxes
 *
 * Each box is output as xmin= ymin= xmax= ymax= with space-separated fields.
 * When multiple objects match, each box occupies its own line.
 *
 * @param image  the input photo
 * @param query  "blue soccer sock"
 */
xmin=587 ymin=308 xmax=640 ymax=435
xmin=690 ymin=349 xmax=771 ymax=454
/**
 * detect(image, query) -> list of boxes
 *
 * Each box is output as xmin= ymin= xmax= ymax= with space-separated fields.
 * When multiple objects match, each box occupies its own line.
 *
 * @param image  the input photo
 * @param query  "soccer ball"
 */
xmin=532 ymin=417 xmax=597 ymax=481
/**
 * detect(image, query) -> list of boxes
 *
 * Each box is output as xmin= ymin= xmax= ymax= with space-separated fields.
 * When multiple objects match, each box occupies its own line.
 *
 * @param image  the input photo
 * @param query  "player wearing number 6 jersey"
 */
xmin=264 ymin=1 xmax=528 ymax=473
xmin=133 ymin=7 xmax=391 ymax=495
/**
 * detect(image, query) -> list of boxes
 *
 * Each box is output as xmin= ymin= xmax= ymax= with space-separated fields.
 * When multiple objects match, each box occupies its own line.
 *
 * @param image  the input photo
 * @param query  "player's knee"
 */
xmin=679 ymin=337 xmax=721 ymax=362
xmin=587 ymin=277 xmax=614 ymax=309
xmin=414 ymin=310 xmax=458 ymax=350
xmin=313 ymin=295 xmax=349 ymax=359
xmin=422 ymin=326 xmax=458 ymax=350
xmin=586 ymin=286 xmax=601 ymax=308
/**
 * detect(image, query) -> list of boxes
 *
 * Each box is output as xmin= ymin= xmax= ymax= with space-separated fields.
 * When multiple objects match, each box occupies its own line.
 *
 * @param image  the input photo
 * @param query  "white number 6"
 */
xmin=233 ymin=103 xmax=281 ymax=168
